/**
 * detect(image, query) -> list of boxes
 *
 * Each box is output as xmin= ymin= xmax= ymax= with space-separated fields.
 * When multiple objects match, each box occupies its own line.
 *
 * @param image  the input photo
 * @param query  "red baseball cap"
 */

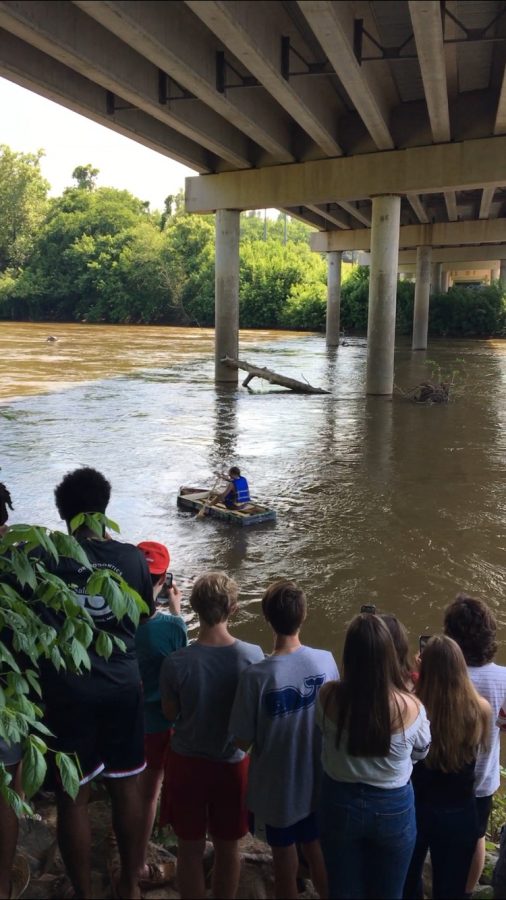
xmin=137 ymin=541 xmax=170 ymax=575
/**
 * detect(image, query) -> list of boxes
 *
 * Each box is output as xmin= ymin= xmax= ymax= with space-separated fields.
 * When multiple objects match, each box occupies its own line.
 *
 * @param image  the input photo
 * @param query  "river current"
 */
xmin=1 ymin=322 xmax=505 ymax=660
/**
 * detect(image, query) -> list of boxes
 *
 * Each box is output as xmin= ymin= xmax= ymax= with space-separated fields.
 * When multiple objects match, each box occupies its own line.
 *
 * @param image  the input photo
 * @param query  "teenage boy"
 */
xmin=135 ymin=541 xmax=187 ymax=890
xmin=159 ymin=572 xmax=264 ymax=900
xmin=42 ymin=467 xmax=155 ymax=900
xmin=230 ymin=579 xmax=338 ymax=899
xmin=444 ymin=593 xmax=506 ymax=895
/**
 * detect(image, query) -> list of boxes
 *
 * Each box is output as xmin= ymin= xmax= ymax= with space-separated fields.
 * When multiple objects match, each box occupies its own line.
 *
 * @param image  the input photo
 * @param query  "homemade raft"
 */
xmin=177 ymin=487 xmax=276 ymax=526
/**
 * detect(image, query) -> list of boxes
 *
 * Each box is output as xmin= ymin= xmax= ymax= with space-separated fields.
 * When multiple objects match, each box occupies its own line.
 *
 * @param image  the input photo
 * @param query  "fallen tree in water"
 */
xmin=221 ymin=356 xmax=330 ymax=394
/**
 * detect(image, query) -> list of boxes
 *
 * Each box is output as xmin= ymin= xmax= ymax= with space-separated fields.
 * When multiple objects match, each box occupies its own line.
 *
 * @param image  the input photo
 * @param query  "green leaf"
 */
xmin=69 ymin=639 xmax=90 ymax=672
xmin=69 ymin=513 xmax=86 ymax=534
xmin=51 ymin=532 xmax=90 ymax=567
xmin=55 ymin=752 xmax=80 ymax=799
xmin=9 ymin=549 xmax=37 ymax=590
xmin=104 ymin=516 xmax=120 ymax=534
xmin=95 ymin=631 xmax=113 ymax=661
xmin=25 ymin=669 xmax=42 ymax=698
xmin=22 ymin=737 xmax=47 ymax=798
xmin=112 ymin=636 xmax=126 ymax=653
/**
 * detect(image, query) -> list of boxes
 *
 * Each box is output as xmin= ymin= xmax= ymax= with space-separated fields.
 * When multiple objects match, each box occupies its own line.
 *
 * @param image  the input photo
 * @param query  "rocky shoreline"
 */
xmin=15 ymin=793 xmax=499 ymax=899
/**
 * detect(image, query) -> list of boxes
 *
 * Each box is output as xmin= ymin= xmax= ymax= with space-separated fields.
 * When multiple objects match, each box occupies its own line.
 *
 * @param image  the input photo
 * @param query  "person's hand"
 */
xmin=168 ymin=584 xmax=182 ymax=616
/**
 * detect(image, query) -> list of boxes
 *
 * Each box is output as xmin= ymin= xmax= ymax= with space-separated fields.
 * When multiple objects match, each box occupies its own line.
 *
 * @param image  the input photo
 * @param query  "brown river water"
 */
xmin=0 ymin=321 xmax=505 ymax=663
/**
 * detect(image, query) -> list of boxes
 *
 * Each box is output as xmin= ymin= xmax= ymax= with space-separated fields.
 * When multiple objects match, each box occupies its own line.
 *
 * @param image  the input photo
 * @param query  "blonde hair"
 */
xmin=190 ymin=572 xmax=238 ymax=626
xmin=417 ymin=635 xmax=489 ymax=773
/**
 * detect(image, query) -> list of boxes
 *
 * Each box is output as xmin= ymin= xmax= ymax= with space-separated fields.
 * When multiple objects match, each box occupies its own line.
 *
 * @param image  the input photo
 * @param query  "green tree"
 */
xmin=72 ymin=164 xmax=99 ymax=191
xmin=0 ymin=146 xmax=49 ymax=272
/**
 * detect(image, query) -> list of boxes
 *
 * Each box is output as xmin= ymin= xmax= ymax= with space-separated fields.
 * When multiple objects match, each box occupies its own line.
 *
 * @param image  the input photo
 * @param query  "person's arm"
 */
xmin=160 ymin=656 xmax=181 ymax=722
xmin=411 ymin=705 xmax=431 ymax=761
xmin=497 ymin=700 xmax=506 ymax=732
xmin=479 ymin=697 xmax=492 ymax=751
xmin=229 ymin=670 xmax=257 ymax=753
xmin=167 ymin=584 xmax=183 ymax=617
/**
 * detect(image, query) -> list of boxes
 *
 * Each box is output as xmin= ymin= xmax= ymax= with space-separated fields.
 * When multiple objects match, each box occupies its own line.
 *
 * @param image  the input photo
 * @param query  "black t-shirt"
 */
xmin=38 ymin=538 xmax=155 ymax=694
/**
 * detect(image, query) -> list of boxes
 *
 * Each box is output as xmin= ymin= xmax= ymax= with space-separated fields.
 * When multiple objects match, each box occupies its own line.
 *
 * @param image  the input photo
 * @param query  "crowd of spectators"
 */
xmin=1 ymin=467 xmax=506 ymax=900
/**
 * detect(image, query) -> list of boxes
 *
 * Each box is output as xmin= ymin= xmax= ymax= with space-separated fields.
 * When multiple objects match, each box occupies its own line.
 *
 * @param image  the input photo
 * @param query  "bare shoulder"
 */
xmin=478 ymin=695 xmax=492 ymax=718
xmin=393 ymin=690 xmax=422 ymax=729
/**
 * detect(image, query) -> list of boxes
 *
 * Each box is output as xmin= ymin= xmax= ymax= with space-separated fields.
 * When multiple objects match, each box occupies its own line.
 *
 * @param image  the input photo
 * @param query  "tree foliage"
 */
xmin=0 ymin=151 xmax=505 ymax=336
xmin=0 ymin=513 xmax=147 ymax=810
xmin=0 ymin=146 xmax=49 ymax=273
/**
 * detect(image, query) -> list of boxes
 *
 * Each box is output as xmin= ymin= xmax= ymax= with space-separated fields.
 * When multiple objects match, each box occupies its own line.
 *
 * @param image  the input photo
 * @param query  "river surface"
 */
xmin=1 ymin=321 xmax=505 ymax=662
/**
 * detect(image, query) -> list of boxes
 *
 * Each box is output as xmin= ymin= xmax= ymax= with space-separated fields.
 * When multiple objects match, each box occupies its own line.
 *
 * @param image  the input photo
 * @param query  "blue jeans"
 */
xmin=403 ymin=797 xmax=479 ymax=899
xmin=319 ymin=776 xmax=416 ymax=899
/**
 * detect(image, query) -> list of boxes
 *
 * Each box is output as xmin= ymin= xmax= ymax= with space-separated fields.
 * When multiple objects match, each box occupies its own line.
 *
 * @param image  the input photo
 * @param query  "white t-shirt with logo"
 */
xmin=468 ymin=663 xmax=506 ymax=797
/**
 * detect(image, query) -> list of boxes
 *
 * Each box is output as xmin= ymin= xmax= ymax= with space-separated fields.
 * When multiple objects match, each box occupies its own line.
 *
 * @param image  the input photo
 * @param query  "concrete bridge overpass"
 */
xmin=1 ymin=0 xmax=505 ymax=392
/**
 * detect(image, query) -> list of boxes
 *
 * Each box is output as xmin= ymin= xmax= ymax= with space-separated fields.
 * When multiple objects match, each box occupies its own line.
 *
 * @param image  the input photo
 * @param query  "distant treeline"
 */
xmin=0 ymin=147 xmax=505 ymax=336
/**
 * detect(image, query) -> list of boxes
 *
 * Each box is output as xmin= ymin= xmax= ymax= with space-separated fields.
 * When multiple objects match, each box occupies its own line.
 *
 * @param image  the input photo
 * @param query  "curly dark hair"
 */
xmin=443 ymin=593 xmax=497 ymax=666
xmin=54 ymin=467 xmax=111 ymax=525
xmin=0 ymin=482 xmax=13 ymax=527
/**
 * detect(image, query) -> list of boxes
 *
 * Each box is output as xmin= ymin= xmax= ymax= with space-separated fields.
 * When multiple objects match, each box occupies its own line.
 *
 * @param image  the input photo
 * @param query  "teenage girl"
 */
xmin=404 ymin=635 xmax=491 ymax=899
xmin=317 ymin=614 xmax=431 ymax=899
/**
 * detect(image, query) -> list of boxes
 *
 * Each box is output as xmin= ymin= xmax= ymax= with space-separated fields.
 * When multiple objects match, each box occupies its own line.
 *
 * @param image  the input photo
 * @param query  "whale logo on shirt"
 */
xmin=263 ymin=674 xmax=326 ymax=719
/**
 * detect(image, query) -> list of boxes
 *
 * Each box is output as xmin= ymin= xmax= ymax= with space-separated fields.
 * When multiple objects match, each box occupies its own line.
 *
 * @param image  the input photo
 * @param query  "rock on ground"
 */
xmin=18 ymin=795 xmax=319 ymax=899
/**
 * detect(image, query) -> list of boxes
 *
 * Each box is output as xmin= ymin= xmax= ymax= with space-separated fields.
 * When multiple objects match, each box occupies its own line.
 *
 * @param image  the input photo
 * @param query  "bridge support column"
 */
xmin=326 ymin=251 xmax=342 ymax=347
xmin=412 ymin=245 xmax=432 ymax=350
xmin=215 ymin=209 xmax=240 ymax=383
xmin=441 ymin=270 xmax=450 ymax=293
xmin=491 ymin=267 xmax=500 ymax=282
xmin=500 ymin=260 xmax=506 ymax=288
xmin=366 ymin=195 xmax=401 ymax=395
xmin=431 ymin=262 xmax=442 ymax=294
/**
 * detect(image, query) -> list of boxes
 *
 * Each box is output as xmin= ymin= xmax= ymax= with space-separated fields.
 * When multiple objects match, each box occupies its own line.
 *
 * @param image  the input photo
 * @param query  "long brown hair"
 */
xmin=380 ymin=614 xmax=415 ymax=689
xmin=327 ymin=614 xmax=407 ymax=757
xmin=416 ymin=635 xmax=489 ymax=772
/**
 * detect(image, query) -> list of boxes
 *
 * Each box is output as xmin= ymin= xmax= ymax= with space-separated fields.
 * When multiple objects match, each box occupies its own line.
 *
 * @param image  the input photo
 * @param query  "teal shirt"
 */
xmin=135 ymin=611 xmax=188 ymax=733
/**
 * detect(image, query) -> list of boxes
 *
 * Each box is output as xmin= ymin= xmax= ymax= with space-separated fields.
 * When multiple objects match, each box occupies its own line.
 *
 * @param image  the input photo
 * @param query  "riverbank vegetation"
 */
xmin=0 ymin=147 xmax=505 ymax=336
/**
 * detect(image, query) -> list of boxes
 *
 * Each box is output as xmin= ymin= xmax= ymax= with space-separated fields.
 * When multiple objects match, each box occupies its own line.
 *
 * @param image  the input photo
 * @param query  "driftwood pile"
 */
xmin=398 ymin=381 xmax=450 ymax=404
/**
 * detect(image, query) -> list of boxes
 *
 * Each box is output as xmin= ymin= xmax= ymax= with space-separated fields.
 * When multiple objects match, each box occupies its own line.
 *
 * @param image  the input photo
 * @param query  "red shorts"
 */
xmin=144 ymin=730 xmax=172 ymax=771
xmin=160 ymin=747 xmax=249 ymax=840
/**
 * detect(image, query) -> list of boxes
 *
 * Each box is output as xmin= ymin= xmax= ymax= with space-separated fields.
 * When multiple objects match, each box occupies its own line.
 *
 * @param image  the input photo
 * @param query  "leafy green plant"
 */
xmin=488 ymin=767 xmax=506 ymax=846
xmin=0 ymin=516 xmax=147 ymax=811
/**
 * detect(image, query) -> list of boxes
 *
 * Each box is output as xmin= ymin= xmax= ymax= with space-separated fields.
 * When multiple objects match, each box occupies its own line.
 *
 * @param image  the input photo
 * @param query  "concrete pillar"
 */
xmin=326 ymin=251 xmax=342 ymax=347
xmin=441 ymin=270 xmax=450 ymax=293
xmin=215 ymin=209 xmax=240 ymax=383
xmin=492 ymin=267 xmax=500 ymax=282
xmin=366 ymin=195 xmax=401 ymax=396
xmin=412 ymin=245 xmax=432 ymax=350
xmin=431 ymin=262 xmax=442 ymax=294
xmin=500 ymin=260 xmax=506 ymax=288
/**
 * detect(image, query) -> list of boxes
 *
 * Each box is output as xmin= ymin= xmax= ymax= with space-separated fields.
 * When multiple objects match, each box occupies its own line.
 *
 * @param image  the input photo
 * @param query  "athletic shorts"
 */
xmin=475 ymin=794 xmax=493 ymax=837
xmin=44 ymin=683 xmax=146 ymax=785
xmin=160 ymin=747 xmax=249 ymax=840
xmin=249 ymin=811 xmax=319 ymax=847
xmin=0 ymin=737 xmax=22 ymax=767
xmin=144 ymin=730 xmax=172 ymax=771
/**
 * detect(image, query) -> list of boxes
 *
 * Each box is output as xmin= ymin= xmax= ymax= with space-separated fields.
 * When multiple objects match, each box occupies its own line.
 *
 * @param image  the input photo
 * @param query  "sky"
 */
xmin=1 ymin=77 xmax=196 ymax=210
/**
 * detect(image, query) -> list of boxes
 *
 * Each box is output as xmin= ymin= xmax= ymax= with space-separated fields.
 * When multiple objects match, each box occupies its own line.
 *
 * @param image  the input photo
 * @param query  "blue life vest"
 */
xmin=233 ymin=476 xmax=250 ymax=503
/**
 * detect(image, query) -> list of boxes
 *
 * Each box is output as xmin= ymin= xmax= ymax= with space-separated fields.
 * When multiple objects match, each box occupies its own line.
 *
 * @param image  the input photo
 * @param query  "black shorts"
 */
xmin=44 ymin=681 xmax=146 ymax=785
xmin=475 ymin=794 xmax=493 ymax=837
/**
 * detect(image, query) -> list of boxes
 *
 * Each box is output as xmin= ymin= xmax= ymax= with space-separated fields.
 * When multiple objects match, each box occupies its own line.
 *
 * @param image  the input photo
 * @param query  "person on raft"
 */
xmin=216 ymin=467 xmax=251 ymax=509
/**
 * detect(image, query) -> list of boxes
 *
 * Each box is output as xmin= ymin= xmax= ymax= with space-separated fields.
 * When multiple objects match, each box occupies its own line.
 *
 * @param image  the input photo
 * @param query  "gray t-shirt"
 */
xmin=160 ymin=638 xmax=264 ymax=762
xmin=229 ymin=646 xmax=339 ymax=827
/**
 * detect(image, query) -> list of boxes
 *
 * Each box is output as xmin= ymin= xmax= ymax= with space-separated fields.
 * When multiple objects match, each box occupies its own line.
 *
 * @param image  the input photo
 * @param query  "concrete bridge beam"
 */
xmin=366 ymin=196 xmax=401 ymax=396
xmin=215 ymin=210 xmax=240 ymax=384
xmin=326 ymin=252 xmax=342 ymax=348
xmin=412 ymin=246 xmax=432 ymax=350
